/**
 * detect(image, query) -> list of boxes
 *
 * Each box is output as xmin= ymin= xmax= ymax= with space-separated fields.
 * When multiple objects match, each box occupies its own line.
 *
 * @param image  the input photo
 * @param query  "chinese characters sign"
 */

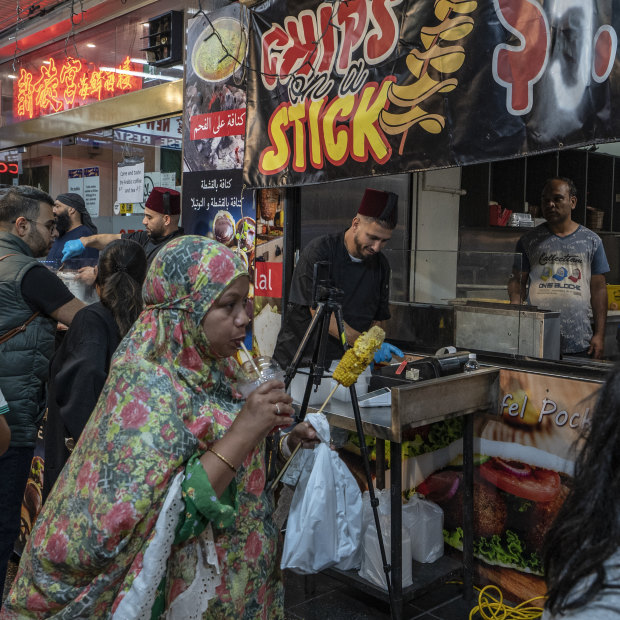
xmin=245 ymin=0 xmax=620 ymax=188
xmin=14 ymin=56 xmax=142 ymax=120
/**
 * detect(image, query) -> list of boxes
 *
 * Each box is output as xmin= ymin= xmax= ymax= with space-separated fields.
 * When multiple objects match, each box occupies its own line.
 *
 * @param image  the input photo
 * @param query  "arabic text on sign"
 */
xmin=190 ymin=109 xmax=246 ymax=141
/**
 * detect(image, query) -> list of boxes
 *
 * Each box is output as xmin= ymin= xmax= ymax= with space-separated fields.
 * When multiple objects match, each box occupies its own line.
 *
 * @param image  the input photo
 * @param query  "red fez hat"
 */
xmin=145 ymin=187 xmax=181 ymax=215
xmin=357 ymin=188 xmax=398 ymax=227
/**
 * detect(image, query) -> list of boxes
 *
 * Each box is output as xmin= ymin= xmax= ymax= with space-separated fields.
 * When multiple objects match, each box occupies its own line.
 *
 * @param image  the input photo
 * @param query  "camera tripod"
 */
xmin=269 ymin=276 xmax=397 ymax=620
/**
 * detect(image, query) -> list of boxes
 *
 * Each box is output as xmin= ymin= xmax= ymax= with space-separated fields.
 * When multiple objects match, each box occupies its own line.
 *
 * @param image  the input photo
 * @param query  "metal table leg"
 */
xmin=376 ymin=438 xmax=385 ymax=490
xmin=390 ymin=440 xmax=403 ymax=620
xmin=463 ymin=413 xmax=474 ymax=605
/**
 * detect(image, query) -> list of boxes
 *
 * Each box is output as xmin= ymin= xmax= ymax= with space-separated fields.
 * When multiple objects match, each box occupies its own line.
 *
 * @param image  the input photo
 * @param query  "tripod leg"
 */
xmin=266 ymin=303 xmax=334 ymax=488
xmin=284 ymin=303 xmax=327 ymax=390
xmin=349 ymin=387 xmax=397 ymax=620
xmin=331 ymin=306 xmax=397 ymax=619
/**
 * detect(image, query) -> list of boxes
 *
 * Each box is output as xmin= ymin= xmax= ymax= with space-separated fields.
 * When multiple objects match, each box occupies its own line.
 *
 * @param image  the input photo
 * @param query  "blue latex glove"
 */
xmin=61 ymin=239 xmax=85 ymax=261
xmin=374 ymin=342 xmax=404 ymax=364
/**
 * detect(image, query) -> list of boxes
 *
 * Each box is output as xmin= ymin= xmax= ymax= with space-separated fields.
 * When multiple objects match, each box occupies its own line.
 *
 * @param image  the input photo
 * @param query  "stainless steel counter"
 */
xmin=320 ymin=368 xmax=500 ymax=442
xmin=312 ymin=366 xmax=500 ymax=617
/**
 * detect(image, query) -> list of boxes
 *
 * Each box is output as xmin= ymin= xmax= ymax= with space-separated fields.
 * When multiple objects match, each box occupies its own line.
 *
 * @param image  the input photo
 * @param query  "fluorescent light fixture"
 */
xmin=43 ymin=60 xmax=50 ymax=65
xmin=7 ymin=74 xmax=17 ymax=79
xmin=99 ymin=67 xmax=178 ymax=82
xmin=130 ymin=58 xmax=148 ymax=65
xmin=86 ymin=43 xmax=96 ymax=48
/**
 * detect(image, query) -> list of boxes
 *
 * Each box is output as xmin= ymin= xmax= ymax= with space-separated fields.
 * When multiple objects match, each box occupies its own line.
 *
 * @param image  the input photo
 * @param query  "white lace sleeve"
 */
xmin=111 ymin=472 xmax=221 ymax=620
xmin=165 ymin=529 xmax=220 ymax=619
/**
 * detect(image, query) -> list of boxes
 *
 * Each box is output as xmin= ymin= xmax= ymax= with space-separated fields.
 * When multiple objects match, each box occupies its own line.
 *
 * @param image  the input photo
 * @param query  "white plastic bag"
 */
xmin=361 ymin=488 xmax=391 ymax=535
xmin=359 ymin=522 xmax=413 ymax=589
xmin=403 ymin=493 xmax=444 ymax=563
xmin=359 ymin=489 xmax=413 ymax=588
xmin=281 ymin=413 xmax=363 ymax=574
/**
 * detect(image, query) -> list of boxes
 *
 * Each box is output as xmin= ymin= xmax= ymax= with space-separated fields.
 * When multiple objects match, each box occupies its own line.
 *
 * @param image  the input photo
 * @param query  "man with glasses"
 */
xmin=61 ymin=187 xmax=184 ymax=269
xmin=0 ymin=186 xmax=84 ymax=606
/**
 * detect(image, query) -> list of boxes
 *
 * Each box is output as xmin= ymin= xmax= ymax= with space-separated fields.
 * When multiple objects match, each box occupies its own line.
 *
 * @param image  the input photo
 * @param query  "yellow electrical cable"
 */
xmin=468 ymin=584 xmax=545 ymax=619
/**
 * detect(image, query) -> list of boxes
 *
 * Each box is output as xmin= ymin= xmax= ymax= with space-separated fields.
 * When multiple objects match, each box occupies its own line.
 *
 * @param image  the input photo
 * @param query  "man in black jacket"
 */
xmin=273 ymin=188 xmax=402 ymax=370
xmin=0 ymin=186 xmax=83 ymax=605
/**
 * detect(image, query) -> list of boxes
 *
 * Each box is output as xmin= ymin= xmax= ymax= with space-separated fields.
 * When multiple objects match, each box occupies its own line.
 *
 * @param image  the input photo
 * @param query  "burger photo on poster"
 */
xmin=415 ymin=395 xmax=589 ymax=601
xmin=420 ymin=428 xmax=570 ymax=568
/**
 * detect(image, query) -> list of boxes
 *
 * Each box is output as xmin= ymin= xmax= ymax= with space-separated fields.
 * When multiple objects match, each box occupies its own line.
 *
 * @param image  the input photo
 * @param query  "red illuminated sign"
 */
xmin=0 ymin=163 xmax=18 ymax=175
xmin=14 ymin=56 xmax=142 ymax=120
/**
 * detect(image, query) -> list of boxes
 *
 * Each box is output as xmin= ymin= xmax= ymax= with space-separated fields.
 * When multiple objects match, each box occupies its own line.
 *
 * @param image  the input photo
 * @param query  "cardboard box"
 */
xmin=607 ymin=285 xmax=620 ymax=310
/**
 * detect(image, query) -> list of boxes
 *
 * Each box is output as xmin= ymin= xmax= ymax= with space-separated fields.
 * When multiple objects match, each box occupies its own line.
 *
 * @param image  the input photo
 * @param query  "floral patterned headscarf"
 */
xmin=128 ymin=234 xmax=248 ymax=391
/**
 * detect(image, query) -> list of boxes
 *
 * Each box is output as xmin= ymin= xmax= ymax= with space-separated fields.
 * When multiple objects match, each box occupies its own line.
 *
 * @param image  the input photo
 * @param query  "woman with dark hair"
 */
xmin=42 ymin=238 xmax=147 ymax=499
xmin=543 ymin=368 xmax=620 ymax=619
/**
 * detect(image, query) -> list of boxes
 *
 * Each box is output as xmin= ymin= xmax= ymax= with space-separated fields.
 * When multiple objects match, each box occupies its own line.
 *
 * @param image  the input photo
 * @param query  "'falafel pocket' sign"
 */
xmin=244 ymin=0 xmax=620 ymax=188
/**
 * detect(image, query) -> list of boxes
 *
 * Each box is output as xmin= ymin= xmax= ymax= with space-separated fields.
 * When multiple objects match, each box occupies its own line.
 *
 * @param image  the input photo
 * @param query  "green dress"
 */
xmin=1 ymin=236 xmax=283 ymax=620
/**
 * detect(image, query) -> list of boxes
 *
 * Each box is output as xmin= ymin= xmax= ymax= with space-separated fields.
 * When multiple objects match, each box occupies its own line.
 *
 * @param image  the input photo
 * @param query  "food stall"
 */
xmin=233 ymin=0 xmax=620 ymax=616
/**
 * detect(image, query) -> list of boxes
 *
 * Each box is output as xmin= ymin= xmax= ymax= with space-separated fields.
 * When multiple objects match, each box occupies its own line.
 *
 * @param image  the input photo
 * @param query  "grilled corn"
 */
xmin=332 ymin=326 xmax=385 ymax=387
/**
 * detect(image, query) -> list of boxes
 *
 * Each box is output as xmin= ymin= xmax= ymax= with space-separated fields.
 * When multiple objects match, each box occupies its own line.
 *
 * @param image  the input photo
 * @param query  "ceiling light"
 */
xmin=99 ymin=67 xmax=178 ymax=82
xmin=86 ymin=43 xmax=96 ymax=48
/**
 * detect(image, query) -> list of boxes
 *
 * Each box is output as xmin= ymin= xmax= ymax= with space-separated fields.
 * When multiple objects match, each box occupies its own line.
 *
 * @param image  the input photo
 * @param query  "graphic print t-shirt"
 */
xmin=516 ymin=225 xmax=609 ymax=353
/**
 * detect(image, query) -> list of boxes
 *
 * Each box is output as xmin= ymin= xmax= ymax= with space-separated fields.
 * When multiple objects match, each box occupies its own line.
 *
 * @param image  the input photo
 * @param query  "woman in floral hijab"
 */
xmin=2 ymin=235 xmax=315 ymax=619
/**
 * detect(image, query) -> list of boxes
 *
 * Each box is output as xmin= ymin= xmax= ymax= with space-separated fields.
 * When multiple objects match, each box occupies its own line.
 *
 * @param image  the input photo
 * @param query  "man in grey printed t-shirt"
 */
xmin=508 ymin=177 xmax=609 ymax=358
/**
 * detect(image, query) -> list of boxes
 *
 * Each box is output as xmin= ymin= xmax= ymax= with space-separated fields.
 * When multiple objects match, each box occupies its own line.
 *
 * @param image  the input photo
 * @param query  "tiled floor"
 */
xmin=2 ymin=557 xmax=474 ymax=619
xmin=284 ymin=572 xmax=474 ymax=619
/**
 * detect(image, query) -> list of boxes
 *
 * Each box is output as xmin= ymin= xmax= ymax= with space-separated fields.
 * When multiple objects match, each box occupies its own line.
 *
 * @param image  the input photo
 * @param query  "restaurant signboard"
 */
xmin=13 ymin=56 xmax=142 ymax=121
xmin=244 ymin=0 xmax=620 ymax=187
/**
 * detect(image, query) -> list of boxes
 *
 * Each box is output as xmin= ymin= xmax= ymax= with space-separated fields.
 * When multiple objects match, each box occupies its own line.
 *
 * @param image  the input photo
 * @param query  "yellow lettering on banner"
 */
xmin=421 ymin=16 xmax=474 ymax=47
xmin=434 ymin=0 xmax=478 ymax=21
xmin=380 ymin=0 xmax=477 ymax=153
xmin=289 ymin=103 xmax=307 ymax=171
xmin=381 ymin=107 xmax=445 ymax=134
xmin=406 ymin=45 xmax=466 ymax=77
xmin=389 ymin=73 xmax=457 ymax=107
xmin=352 ymin=81 xmax=392 ymax=161
xmin=259 ymin=105 xmax=291 ymax=174
xmin=323 ymin=95 xmax=354 ymax=163
xmin=308 ymin=98 xmax=327 ymax=168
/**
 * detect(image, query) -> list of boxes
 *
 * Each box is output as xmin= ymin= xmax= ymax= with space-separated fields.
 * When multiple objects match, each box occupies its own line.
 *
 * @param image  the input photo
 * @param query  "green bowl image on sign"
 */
xmin=191 ymin=17 xmax=247 ymax=83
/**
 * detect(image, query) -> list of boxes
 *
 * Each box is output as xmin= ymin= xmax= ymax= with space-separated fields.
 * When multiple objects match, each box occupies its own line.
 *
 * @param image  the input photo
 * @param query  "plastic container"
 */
xmin=403 ymin=495 xmax=444 ymax=563
xmin=289 ymin=368 xmax=333 ymax=406
xmin=56 ymin=271 xmax=99 ymax=304
xmin=463 ymin=353 xmax=480 ymax=372
xmin=238 ymin=356 xmax=284 ymax=399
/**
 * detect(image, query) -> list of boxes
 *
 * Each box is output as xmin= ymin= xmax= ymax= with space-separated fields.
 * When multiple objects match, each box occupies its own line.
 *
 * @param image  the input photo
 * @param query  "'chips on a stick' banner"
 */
xmin=244 ymin=0 xmax=620 ymax=188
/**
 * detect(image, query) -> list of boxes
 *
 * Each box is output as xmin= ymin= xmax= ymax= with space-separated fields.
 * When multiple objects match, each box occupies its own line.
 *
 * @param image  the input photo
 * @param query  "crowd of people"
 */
xmin=0 ymin=180 xmax=618 ymax=618
xmin=0 ymin=183 xmax=318 ymax=617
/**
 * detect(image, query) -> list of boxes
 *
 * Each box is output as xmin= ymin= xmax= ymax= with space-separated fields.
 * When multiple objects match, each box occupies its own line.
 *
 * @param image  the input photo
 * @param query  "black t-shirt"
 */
xmin=21 ymin=265 xmax=74 ymax=315
xmin=122 ymin=227 xmax=185 ymax=265
xmin=273 ymin=232 xmax=391 ymax=369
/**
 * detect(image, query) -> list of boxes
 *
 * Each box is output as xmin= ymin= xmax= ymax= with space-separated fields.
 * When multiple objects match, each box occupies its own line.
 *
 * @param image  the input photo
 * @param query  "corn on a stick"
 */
xmin=331 ymin=325 xmax=385 ymax=387
xmin=272 ymin=326 xmax=385 ymax=487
